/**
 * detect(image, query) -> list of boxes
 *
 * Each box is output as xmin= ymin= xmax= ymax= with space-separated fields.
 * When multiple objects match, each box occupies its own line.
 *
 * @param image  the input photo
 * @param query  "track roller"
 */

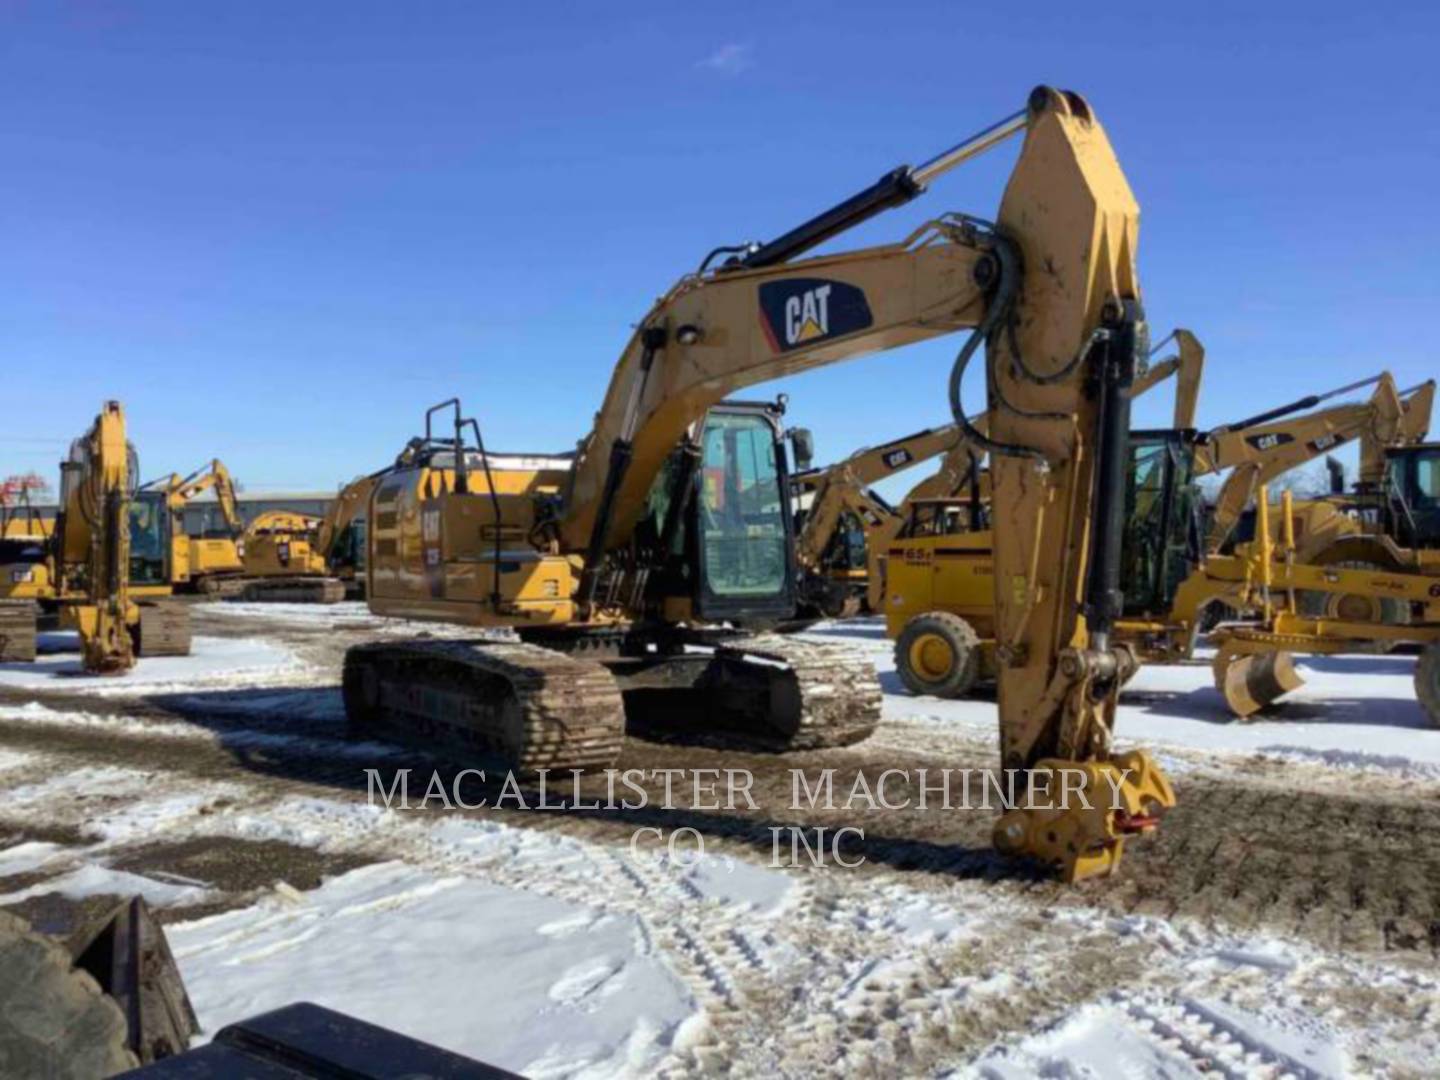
xmin=0 ymin=599 xmax=38 ymax=662
xmin=239 ymin=577 xmax=346 ymax=604
xmin=135 ymin=600 xmax=192 ymax=657
xmin=992 ymin=750 xmax=1176 ymax=882
xmin=343 ymin=638 xmax=626 ymax=774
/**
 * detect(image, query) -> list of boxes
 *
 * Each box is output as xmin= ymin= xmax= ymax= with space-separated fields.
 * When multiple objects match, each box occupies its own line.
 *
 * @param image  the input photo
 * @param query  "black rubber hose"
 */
xmin=947 ymin=234 xmax=1047 ymax=462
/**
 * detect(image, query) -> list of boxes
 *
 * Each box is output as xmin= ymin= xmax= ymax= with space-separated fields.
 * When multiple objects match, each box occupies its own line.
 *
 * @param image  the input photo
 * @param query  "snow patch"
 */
xmin=167 ymin=861 xmax=696 ymax=1077
xmin=0 ymin=862 xmax=210 ymax=908
xmin=0 ymin=840 xmax=66 ymax=878
xmin=667 ymin=853 xmax=794 ymax=917
xmin=0 ymin=636 xmax=302 ymax=693
xmin=971 ymin=1002 xmax=1203 ymax=1079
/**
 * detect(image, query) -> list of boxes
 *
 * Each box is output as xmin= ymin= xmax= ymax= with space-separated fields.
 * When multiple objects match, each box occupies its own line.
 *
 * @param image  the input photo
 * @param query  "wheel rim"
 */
xmin=908 ymin=633 xmax=956 ymax=682
xmin=1330 ymin=592 xmax=1381 ymax=623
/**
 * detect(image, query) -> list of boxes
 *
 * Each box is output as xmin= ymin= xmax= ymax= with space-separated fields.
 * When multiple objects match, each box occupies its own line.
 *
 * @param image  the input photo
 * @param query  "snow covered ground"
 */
xmin=0 ymin=632 xmax=303 ymax=693
xmin=0 ymin=609 xmax=1436 ymax=1075
xmin=802 ymin=618 xmax=1440 ymax=778
xmin=1 ymin=770 xmax=1430 ymax=1076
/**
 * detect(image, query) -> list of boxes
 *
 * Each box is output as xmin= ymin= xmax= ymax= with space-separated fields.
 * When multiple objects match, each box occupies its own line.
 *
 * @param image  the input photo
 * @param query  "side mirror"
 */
xmin=788 ymin=428 xmax=815 ymax=472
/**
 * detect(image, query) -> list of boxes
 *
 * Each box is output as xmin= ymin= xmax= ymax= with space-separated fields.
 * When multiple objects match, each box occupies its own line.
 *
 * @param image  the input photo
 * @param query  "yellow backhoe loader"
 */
xmin=339 ymin=87 xmax=1174 ymax=881
xmin=0 ymin=402 xmax=191 ymax=669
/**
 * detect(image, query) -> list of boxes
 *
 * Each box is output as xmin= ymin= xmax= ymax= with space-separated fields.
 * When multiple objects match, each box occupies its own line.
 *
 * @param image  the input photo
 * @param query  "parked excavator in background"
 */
xmin=139 ymin=459 xmax=247 ymax=595
xmin=235 ymin=509 xmax=346 ymax=602
xmin=0 ymin=401 xmax=191 ymax=669
xmin=137 ymin=460 xmax=346 ymax=603
xmin=339 ymin=87 xmax=1174 ymax=881
xmin=315 ymin=471 xmax=384 ymax=597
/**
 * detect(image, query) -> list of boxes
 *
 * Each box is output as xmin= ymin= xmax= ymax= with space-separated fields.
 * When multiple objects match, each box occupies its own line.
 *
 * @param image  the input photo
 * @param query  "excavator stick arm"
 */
xmin=978 ymin=88 xmax=1175 ymax=880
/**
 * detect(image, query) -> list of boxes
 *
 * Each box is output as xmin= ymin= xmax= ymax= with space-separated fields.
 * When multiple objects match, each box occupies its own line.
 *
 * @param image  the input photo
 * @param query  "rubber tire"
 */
xmin=1414 ymin=643 xmax=1440 ymax=729
xmin=895 ymin=611 xmax=981 ymax=699
xmin=0 ymin=910 xmax=135 ymax=1078
xmin=1296 ymin=560 xmax=1411 ymax=628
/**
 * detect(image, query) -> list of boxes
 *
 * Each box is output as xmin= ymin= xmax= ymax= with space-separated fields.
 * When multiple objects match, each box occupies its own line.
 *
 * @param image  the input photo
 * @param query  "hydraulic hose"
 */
xmin=947 ymin=233 xmax=1047 ymax=462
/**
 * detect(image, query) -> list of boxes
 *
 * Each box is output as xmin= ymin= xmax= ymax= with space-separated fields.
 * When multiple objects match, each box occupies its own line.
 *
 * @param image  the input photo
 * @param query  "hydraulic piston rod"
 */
xmin=1215 ymin=374 xmax=1382 ymax=434
xmin=739 ymin=107 xmax=1027 ymax=270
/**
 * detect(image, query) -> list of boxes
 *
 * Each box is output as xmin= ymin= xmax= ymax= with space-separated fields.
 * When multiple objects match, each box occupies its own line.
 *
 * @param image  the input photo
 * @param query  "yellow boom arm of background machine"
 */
xmin=1201 ymin=373 xmax=1435 ymax=551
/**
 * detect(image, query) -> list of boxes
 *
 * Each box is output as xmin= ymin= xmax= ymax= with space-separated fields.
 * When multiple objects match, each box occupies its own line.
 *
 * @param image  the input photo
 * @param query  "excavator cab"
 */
xmin=1121 ymin=430 xmax=1205 ymax=618
xmin=1382 ymin=444 xmax=1440 ymax=549
xmin=644 ymin=400 xmax=799 ymax=624
xmin=128 ymin=489 xmax=175 ymax=588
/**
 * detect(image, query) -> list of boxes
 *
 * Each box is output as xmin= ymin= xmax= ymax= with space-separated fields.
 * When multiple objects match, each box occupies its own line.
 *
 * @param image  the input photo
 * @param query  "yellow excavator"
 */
xmin=315 ymin=472 xmax=384 ymax=597
xmin=0 ymin=402 xmax=191 ymax=669
xmin=139 ymin=459 xmax=247 ymax=594
xmin=235 ymin=510 xmax=347 ymax=602
xmin=887 ymin=361 xmax=1434 ymax=694
xmin=139 ymin=461 xmax=346 ymax=603
xmin=340 ymin=87 xmax=1174 ymax=881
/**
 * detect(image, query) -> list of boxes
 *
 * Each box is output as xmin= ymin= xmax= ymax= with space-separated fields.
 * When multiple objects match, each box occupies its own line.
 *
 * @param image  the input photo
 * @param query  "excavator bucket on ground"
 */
xmin=71 ymin=896 xmax=200 ymax=1064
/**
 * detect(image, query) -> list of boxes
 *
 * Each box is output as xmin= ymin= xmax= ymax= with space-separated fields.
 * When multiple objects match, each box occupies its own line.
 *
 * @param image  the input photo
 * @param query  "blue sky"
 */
xmin=4 ymin=2 xmax=1437 ymax=498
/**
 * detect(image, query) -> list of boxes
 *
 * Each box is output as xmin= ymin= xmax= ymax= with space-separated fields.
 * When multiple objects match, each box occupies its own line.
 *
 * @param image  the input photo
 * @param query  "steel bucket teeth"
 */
xmin=1215 ymin=650 xmax=1303 ymax=719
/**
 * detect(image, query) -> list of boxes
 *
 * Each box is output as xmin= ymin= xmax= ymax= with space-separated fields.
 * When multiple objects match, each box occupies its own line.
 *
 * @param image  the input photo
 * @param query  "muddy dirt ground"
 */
xmin=1 ymin=601 xmax=1437 ymax=1074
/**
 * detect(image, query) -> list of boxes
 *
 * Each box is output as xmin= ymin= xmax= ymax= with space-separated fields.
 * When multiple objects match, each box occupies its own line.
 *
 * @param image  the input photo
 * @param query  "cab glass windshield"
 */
xmin=699 ymin=412 xmax=788 ymax=598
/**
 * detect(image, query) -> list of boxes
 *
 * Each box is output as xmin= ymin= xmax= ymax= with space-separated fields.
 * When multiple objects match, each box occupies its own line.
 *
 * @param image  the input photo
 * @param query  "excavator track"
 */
xmin=239 ymin=577 xmax=347 ymax=604
xmin=700 ymin=633 xmax=882 ymax=750
xmin=196 ymin=575 xmax=246 ymax=599
xmin=135 ymin=600 xmax=191 ymax=657
xmin=0 ymin=600 xmax=38 ymax=662
xmin=343 ymin=638 xmax=627 ymax=774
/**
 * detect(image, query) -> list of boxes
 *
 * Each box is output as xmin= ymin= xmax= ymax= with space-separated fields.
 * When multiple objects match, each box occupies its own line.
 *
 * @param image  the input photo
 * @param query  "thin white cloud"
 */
xmin=696 ymin=43 xmax=754 ymax=76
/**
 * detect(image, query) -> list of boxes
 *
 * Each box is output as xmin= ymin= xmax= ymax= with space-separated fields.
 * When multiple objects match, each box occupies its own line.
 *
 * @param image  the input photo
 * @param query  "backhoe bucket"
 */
xmin=71 ymin=896 xmax=199 ymax=1063
xmin=1215 ymin=649 xmax=1303 ymax=719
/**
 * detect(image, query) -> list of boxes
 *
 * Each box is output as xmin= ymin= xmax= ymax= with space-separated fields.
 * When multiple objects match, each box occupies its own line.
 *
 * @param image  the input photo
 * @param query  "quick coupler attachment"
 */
xmin=992 ymin=750 xmax=1177 ymax=882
